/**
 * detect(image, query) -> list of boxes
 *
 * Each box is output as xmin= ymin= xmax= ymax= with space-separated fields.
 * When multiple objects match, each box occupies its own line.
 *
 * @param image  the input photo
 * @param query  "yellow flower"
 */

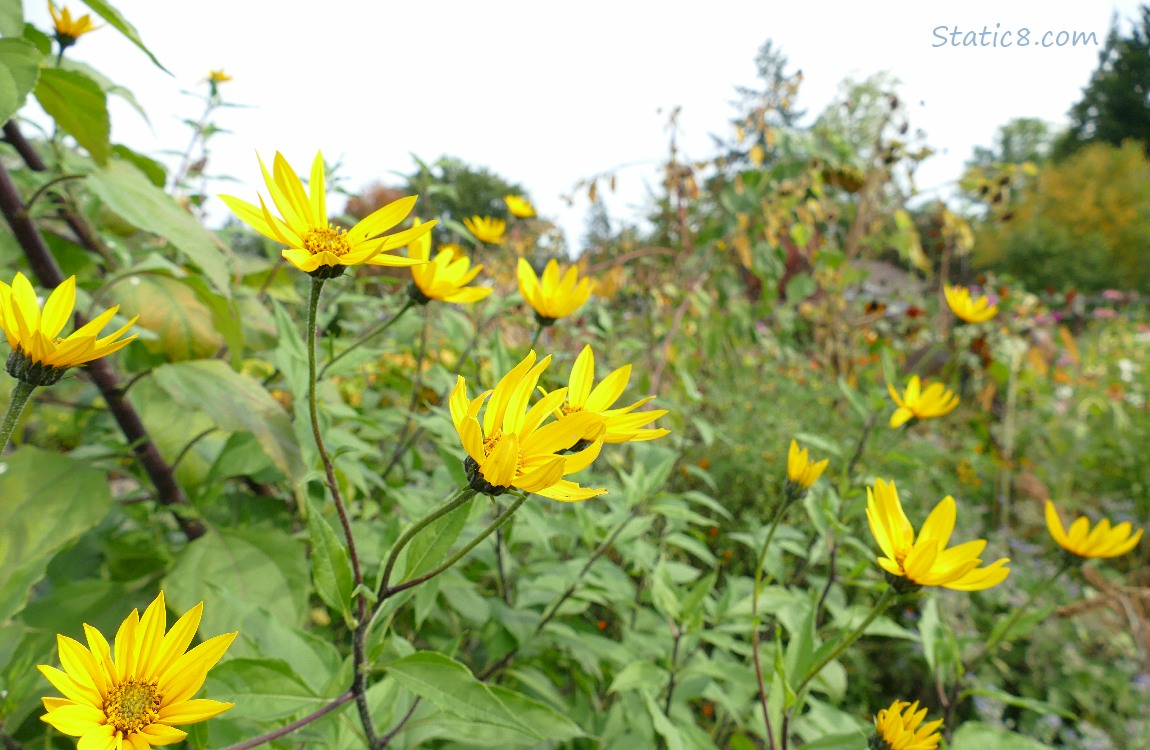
xmin=504 ymin=194 xmax=536 ymax=219
xmin=888 ymin=376 xmax=959 ymax=428
xmin=463 ymin=215 xmax=506 ymax=245
xmin=866 ymin=479 xmax=1009 ymax=591
xmin=873 ymin=700 xmax=943 ymax=750
xmin=438 ymin=242 xmax=466 ymax=260
xmin=787 ymin=439 xmax=828 ymax=490
xmin=207 ymin=69 xmax=233 ymax=84
xmin=0 ymin=273 xmax=137 ymax=385
xmin=49 ymin=2 xmax=99 ymax=44
xmin=39 ymin=591 xmax=236 ymax=749
xmin=219 ymin=151 xmax=434 ymax=275
xmin=547 ymin=345 xmax=669 ymax=445
xmin=517 ymin=258 xmax=593 ymax=324
xmin=944 ymin=285 xmax=998 ymax=323
xmin=450 ymin=350 xmax=607 ymax=502
xmin=407 ymin=218 xmax=492 ymax=305
xmin=1044 ymin=500 xmax=1143 ymax=558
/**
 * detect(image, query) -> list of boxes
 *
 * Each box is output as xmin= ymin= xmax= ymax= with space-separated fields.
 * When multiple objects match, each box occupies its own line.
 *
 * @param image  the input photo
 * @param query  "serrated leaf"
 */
xmin=35 ymin=68 xmax=109 ymax=164
xmin=0 ymin=447 xmax=113 ymax=623
xmin=402 ymin=496 xmax=474 ymax=580
xmin=0 ymin=38 xmax=40 ymax=124
xmin=386 ymin=651 xmax=584 ymax=743
xmin=152 ymin=359 xmax=302 ymax=481
xmin=306 ymin=497 xmax=355 ymax=627
xmin=87 ymin=159 xmax=231 ymax=292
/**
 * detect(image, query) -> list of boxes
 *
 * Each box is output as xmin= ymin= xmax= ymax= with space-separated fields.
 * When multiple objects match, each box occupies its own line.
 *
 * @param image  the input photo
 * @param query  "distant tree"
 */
xmin=974 ymin=141 xmax=1150 ymax=292
xmin=402 ymin=154 xmax=528 ymax=227
xmin=733 ymin=40 xmax=806 ymax=129
xmin=968 ymin=118 xmax=1055 ymax=168
xmin=1054 ymin=6 xmax=1150 ymax=159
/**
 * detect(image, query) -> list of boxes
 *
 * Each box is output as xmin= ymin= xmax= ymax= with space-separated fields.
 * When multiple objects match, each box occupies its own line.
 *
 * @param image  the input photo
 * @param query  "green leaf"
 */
xmin=608 ymin=661 xmax=667 ymax=694
xmin=205 ymin=658 xmax=319 ymax=721
xmin=34 ymin=68 xmax=109 ymax=164
xmin=80 ymin=0 xmax=168 ymax=72
xmin=0 ymin=447 xmax=112 ymax=624
xmin=164 ymin=527 xmax=310 ymax=632
xmin=385 ymin=651 xmax=584 ymax=743
xmin=87 ymin=160 xmax=232 ymax=292
xmin=152 ymin=360 xmax=302 ymax=481
xmin=0 ymin=0 xmax=22 ymax=37
xmin=964 ymin=687 xmax=1076 ymax=720
xmin=306 ymin=497 xmax=354 ymax=627
xmin=113 ymin=273 xmax=224 ymax=361
xmin=111 ymin=144 xmax=166 ymax=186
xmin=401 ymin=495 xmax=473 ymax=581
xmin=950 ymin=721 xmax=1054 ymax=750
xmin=642 ymin=690 xmax=684 ymax=750
xmin=785 ymin=272 xmax=817 ymax=302
xmin=0 ymin=38 xmax=41 ymax=124
xmin=800 ymin=732 xmax=867 ymax=750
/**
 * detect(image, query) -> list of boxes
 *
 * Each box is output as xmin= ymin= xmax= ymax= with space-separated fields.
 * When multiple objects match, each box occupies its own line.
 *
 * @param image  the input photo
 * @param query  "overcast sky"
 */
xmin=24 ymin=0 xmax=1148 ymax=253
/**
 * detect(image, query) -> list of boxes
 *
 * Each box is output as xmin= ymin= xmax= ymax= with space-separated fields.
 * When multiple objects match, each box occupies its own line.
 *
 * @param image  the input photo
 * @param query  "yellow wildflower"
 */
xmin=1044 ymin=500 xmax=1143 ymax=558
xmin=517 ymin=258 xmax=592 ymax=324
xmin=450 ymin=350 xmax=606 ymax=501
xmin=888 ymin=376 xmax=959 ymax=428
xmin=547 ymin=345 xmax=669 ymax=446
xmin=866 ymin=479 xmax=1009 ymax=591
xmin=49 ymin=2 xmax=99 ymax=45
xmin=873 ymin=700 xmax=943 ymax=750
xmin=504 ymin=194 xmax=536 ymax=219
xmin=463 ymin=215 xmax=506 ymax=245
xmin=219 ymin=151 xmax=433 ymax=276
xmin=407 ymin=218 xmax=492 ymax=305
xmin=944 ymin=285 xmax=998 ymax=323
xmin=0 ymin=273 xmax=137 ymax=385
xmin=207 ymin=69 xmax=233 ymax=85
xmin=39 ymin=591 xmax=236 ymax=749
xmin=786 ymin=439 xmax=828 ymax=490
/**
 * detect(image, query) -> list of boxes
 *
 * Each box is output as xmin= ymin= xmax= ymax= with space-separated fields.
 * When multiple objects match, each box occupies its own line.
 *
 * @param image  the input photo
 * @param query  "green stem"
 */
xmin=750 ymin=502 xmax=788 ymax=750
xmin=793 ymin=585 xmax=897 ymax=697
xmin=383 ymin=491 xmax=528 ymax=598
xmin=305 ymin=277 xmax=375 ymax=746
xmin=528 ymin=320 xmax=545 ymax=352
xmin=971 ymin=560 xmax=1072 ymax=671
xmin=0 ymin=380 xmax=36 ymax=452
xmin=374 ymin=486 xmax=478 ymax=612
xmin=320 ymin=298 xmax=415 ymax=379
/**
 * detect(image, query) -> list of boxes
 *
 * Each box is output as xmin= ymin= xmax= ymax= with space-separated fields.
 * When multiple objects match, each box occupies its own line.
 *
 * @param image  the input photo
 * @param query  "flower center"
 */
xmin=302 ymin=224 xmax=352 ymax=257
xmin=560 ymin=403 xmax=582 ymax=416
xmin=104 ymin=679 xmax=161 ymax=735
xmin=482 ymin=430 xmax=502 ymax=456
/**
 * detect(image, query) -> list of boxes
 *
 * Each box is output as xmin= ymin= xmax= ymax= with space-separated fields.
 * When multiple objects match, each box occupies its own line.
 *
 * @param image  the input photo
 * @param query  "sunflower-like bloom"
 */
xmin=547 ymin=345 xmax=669 ymax=446
xmin=504 ymin=194 xmax=536 ymax=219
xmin=0 ymin=274 xmax=137 ymax=385
xmin=219 ymin=151 xmax=434 ymax=276
xmin=39 ymin=591 xmax=236 ymax=749
xmin=49 ymin=2 xmax=99 ymax=45
xmin=407 ymin=218 xmax=492 ymax=305
xmin=787 ymin=439 xmax=828 ymax=490
xmin=1044 ymin=500 xmax=1143 ymax=559
xmin=872 ymin=700 xmax=943 ymax=750
xmin=888 ymin=376 xmax=959 ymax=428
xmin=450 ymin=351 xmax=607 ymax=502
xmin=463 ymin=216 xmax=506 ymax=245
xmin=207 ymin=69 xmax=232 ymax=85
xmin=944 ymin=285 xmax=998 ymax=324
xmin=517 ymin=258 xmax=593 ymax=325
xmin=866 ymin=479 xmax=1009 ymax=591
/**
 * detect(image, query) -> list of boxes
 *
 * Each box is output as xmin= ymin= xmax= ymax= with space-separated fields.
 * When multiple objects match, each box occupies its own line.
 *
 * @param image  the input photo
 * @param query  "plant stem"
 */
xmin=305 ymin=277 xmax=374 ymax=746
xmin=0 ymin=381 xmax=36 ymax=452
xmin=217 ymin=691 xmax=356 ymax=750
xmin=374 ymin=486 xmax=478 ymax=612
xmin=382 ymin=491 xmax=528 ymax=599
xmin=793 ymin=585 xmax=897 ymax=698
xmin=320 ymin=298 xmax=414 ymax=379
xmin=528 ymin=320 xmax=545 ymax=352
xmin=751 ymin=503 xmax=787 ymax=750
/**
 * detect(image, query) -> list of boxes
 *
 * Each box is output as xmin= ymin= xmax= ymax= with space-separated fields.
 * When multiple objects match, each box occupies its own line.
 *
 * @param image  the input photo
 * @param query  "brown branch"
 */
xmin=0 ymin=131 xmax=202 ymax=539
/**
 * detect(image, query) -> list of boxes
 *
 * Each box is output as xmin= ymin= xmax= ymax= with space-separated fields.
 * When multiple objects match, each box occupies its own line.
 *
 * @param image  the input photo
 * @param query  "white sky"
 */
xmin=23 ymin=0 xmax=1147 ymax=253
